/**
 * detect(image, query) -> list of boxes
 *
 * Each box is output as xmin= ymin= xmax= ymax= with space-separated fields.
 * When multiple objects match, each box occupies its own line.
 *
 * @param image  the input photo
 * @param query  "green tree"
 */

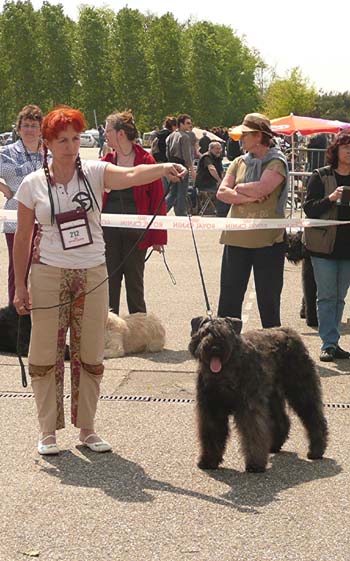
xmin=0 ymin=0 xmax=41 ymax=126
xmin=37 ymin=2 xmax=75 ymax=111
xmin=110 ymin=7 xmax=149 ymax=130
xmin=222 ymin=34 xmax=261 ymax=126
xmin=0 ymin=13 xmax=12 ymax=129
xmin=75 ymin=6 xmax=115 ymax=127
xmin=311 ymin=91 xmax=350 ymax=122
xmin=263 ymin=67 xmax=317 ymax=118
xmin=0 ymin=1 xmax=272 ymax=131
xmin=143 ymin=13 xmax=187 ymax=128
xmin=184 ymin=21 xmax=228 ymax=126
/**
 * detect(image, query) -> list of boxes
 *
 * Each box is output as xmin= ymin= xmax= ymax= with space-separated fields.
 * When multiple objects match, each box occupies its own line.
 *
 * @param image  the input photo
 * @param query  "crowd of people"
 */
xmin=1 ymin=104 xmax=350 ymax=456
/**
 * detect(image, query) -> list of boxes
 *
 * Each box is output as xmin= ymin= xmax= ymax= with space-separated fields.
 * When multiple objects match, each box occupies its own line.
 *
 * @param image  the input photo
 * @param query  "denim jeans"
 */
xmin=166 ymin=175 xmax=189 ymax=216
xmin=311 ymin=256 xmax=350 ymax=350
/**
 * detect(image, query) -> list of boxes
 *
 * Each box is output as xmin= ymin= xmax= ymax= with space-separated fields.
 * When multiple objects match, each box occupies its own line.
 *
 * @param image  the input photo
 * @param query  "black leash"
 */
xmin=16 ymin=315 xmax=28 ymax=388
xmin=145 ymin=247 xmax=176 ymax=285
xmin=187 ymin=213 xmax=213 ymax=319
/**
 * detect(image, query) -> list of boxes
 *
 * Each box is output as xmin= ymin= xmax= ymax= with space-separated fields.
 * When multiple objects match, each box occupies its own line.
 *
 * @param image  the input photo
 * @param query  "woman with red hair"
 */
xmin=12 ymin=106 xmax=186 ymax=456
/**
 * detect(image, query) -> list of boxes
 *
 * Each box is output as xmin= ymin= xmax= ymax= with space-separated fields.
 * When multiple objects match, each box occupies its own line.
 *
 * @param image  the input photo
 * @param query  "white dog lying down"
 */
xmin=104 ymin=312 xmax=166 ymax=358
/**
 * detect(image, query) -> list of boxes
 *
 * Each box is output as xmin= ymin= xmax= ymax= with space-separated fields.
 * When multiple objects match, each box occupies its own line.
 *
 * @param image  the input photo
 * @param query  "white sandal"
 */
xmin=81 ymin=433 xmax=112 ymax=453
xmin=38 ymin=434 xmax=60 ymax=455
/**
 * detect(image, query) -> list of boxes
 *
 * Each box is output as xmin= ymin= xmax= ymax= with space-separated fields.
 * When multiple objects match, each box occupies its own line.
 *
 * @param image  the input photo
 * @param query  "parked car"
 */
xmin=85 ymin=128 xmax=100 ymax=144
xmin=80 ymin=132 xmax=97 ymax=147
xmin=142 ymin=131 xmax=154 ymax=148
xmin=0 ymin=132 xmax=12 ymax=146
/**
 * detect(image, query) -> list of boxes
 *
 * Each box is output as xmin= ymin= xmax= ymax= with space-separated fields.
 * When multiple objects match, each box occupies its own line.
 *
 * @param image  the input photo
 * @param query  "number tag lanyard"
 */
xmin=56 ymin=207 xmax=93 ymax=250
xmin=45 ymin=162 xmax=100 ymax=250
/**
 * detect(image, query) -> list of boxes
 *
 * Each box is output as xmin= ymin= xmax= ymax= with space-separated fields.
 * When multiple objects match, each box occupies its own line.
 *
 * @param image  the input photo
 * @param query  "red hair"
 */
xmin=42 ymin=106 xmax=86 ymax=141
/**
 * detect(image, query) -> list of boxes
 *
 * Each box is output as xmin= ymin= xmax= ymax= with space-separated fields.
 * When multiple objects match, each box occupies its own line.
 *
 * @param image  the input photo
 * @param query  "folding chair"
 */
xmin=196 ymin=187 xmax=218 ymax=216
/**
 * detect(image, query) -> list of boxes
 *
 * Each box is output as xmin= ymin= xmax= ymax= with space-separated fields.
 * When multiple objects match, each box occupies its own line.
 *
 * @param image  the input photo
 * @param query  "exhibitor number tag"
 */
xmin=56 ymin=207 xmax=93 ymax=250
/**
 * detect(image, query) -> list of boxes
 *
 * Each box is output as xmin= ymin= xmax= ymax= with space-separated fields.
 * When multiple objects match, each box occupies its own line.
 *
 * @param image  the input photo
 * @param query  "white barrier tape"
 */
xmin=1 ymin=210 xmax=349 ymax=231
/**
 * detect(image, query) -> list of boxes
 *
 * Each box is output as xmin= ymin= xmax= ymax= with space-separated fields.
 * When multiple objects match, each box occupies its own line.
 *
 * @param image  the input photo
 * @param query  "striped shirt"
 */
xmin=0 ymin=139 xmax=44 ymax=233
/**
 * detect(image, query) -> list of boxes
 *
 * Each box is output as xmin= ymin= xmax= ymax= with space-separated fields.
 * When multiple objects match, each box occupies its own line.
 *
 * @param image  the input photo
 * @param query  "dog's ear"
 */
xmin=224 ymin=317 xmax=242 ymax=334
xmin=190 ymin=316 xmax=205 ymax=335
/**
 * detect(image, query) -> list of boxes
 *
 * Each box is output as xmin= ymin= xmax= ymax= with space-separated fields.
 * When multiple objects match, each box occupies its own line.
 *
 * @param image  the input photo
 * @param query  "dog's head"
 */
xmin=189 ymin=316 xmax=242 ymax=374
xmin=285 ymin=231 xmax=305 ymax=264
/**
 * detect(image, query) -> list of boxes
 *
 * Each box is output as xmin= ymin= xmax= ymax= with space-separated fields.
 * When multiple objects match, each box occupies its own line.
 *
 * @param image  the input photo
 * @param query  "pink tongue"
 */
xmin=210 ymin=356 xmax=222 ymax=373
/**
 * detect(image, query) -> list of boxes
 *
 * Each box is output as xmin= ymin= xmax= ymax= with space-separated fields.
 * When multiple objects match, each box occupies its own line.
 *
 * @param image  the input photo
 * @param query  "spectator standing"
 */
xmin=307 ymin=133 xmax=328 ymax=171
xmin=226 ymin=136 xmax=243 ymax=161
xmin=150 ymin=116 xmax=177 ymax=192
xmin=0 ymin=104 xmax=44 ymax=305
xmin=216 ymin=113 xmax=289 ymax=328
xmin=102 ymin=111 xmax=167 ymax=315
xmin=303 ymin=130 xmax=350 ymax=362
xmin=166 ymin=114 xmax=196 ymax=215
xmin=199 ymin=131 xmax=211 ymax=155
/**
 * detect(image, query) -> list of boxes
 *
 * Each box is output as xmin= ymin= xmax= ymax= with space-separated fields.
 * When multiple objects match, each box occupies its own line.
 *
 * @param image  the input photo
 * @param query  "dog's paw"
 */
xmin=197 ymin=458 xmax=219 ymax=470
xmin=245 ymin=463 xmax=266 ymax=473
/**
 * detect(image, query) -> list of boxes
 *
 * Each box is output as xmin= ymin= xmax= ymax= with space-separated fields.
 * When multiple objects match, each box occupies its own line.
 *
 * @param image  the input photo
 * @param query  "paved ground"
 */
xmin=1 ymin=147 xmax=350 ymax=561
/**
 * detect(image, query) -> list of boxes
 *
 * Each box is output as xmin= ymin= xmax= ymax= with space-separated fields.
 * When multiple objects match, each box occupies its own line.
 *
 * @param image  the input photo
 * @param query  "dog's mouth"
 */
xmin=209 ymin=356 xmax=222 ymax=374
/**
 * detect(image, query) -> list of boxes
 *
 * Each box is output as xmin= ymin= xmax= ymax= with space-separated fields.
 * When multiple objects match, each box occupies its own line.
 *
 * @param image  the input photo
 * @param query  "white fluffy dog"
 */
xmin=104 ymin=311 xmax=166 ymax=358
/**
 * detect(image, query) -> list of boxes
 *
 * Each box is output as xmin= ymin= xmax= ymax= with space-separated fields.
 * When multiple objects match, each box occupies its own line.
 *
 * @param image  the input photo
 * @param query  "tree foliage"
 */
xmin=263 ymin=67 xmax=317 ymax=118
xmin=310 ymin=91 xmax=350 ymax=122
xmin=3 ymin=1 xmax=346 ymax=133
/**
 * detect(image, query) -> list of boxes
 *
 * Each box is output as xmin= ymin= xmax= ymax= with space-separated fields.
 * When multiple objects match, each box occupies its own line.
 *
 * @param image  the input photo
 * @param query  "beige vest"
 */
xmin=220 ymin=157 xmax=286 ymax=248
xmin=303 ymin=167 xmax=338 ymax=255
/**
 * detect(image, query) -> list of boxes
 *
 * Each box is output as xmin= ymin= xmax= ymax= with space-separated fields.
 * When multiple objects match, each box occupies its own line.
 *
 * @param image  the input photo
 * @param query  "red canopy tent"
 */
xmin=270 ymin=114 xmax=349 ymax=136
xmin=270 ymin=114 xmax=349 ymax=171
xmin=229 ymin=113 xmax=350 ymax=169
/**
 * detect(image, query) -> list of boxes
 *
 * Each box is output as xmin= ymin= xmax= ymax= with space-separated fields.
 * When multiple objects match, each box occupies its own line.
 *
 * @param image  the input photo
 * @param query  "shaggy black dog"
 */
xmin=189 ymin=316 xmax=328 ymax=472
xmin=0 ymin=304 xmax=31 ymax=356
xmin=285 ymin=231 xmax=318 ymax=327
xmin=0 ymin=304 xmax=70 ymax=359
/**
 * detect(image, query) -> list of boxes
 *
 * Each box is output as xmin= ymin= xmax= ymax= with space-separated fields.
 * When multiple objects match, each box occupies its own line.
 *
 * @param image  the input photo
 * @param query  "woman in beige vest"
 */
xmin=216 ymin=113 xmax=289 ymax=328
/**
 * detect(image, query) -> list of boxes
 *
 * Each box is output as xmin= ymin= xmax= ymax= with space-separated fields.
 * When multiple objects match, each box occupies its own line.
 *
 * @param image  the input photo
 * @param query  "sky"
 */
xmin=1 ymin=0 xmax=348 ymax=94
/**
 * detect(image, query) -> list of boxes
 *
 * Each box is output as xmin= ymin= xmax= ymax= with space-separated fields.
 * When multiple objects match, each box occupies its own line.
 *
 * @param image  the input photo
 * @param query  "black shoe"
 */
xmin=334 ymin=345 xmax=350 ymax=359
xmin=320 ymin=348 xmax=335 ymax=362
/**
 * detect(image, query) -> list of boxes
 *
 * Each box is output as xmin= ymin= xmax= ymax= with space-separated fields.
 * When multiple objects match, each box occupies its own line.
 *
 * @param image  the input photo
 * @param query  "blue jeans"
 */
xmin=166 ymin=175 xmax=189 ymax=216
xmin=311 ymin=257 xmax=350 ymax=350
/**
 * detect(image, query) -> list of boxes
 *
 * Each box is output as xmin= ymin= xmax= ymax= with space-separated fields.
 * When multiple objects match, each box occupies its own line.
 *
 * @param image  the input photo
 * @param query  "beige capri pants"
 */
xmin=28 ymin=263 xmax=108 ymax=432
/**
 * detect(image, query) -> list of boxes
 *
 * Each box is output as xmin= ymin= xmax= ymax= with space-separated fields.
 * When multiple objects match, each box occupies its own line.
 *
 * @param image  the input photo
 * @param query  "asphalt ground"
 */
xmin=0 ymin=147 xmax=350 ymax=561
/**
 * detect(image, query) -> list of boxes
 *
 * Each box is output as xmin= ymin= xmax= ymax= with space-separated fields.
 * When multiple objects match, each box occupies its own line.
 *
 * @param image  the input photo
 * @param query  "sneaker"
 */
xmin=320 ymin=347 xmax=335 ymax=362
xmin=334 ymin=345 xmax=350 ymax=359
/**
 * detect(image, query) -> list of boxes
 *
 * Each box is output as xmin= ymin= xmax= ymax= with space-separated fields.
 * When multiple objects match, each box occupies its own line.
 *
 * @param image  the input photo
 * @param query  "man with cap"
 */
xmin=216 ymin=113 xmax=289 ymax=328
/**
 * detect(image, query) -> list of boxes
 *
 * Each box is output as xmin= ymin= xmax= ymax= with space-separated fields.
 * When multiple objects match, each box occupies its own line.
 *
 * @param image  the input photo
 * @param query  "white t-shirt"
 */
xmin=16 ymin=160 xmax=108 ymax=269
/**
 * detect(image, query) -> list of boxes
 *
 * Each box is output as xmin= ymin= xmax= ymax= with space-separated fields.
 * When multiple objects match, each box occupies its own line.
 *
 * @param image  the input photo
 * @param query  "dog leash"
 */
xmin=144 ymin=247 xmax=176 ymax=285
xmin=187 ymin=213 xmax=213 ymax=319
xmin=16 ymin=316 xmax=28 ymax=388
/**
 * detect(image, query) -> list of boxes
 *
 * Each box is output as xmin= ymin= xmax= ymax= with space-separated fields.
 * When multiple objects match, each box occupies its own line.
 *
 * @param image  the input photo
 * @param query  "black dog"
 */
xmin=0 ymin=304 xmax=70 ymax=359
xmin=285 ymin=231 xmax=318 ymax=327
xmin=0 ymin=304 xmax=31 ymax=356
xmin=189 ymin=316 xmax=328 ymax=472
